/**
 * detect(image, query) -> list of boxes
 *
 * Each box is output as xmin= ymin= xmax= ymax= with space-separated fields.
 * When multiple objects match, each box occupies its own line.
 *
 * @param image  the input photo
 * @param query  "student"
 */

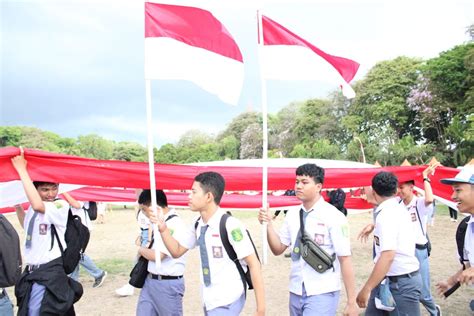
xmin=62 ymin=194 xmax=107 ymax=288
xmin=11 ymin=151 xmax=82 ymax=315
xmin=0 ymin=287 xmax=13 ymax=316
xmin=259 ymin=163 xmax=359 ymax=316
xmin=137 ymin=206 xmax=153 ymax=247
xmin=397 ymin=163 xmax=441 ymax=316
xmin=436 ymin=167 xmax=474 ymax=312
xmin=356 ymin=171 xmax=422 ymax=315
xmin=153 ymin=172 xmax=265 ymax=316
xmin=136 ymin=190 xmax=189 ymax=315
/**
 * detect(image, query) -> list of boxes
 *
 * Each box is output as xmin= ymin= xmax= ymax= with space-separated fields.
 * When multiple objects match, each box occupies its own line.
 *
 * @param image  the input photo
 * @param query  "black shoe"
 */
xmin=93 ymin=271 xmax=107 ymax=288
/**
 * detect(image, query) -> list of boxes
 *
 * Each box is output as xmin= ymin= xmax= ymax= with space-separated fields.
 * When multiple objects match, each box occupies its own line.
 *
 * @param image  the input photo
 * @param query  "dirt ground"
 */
xmin=4 ymin=206 xmax=473 ymax=315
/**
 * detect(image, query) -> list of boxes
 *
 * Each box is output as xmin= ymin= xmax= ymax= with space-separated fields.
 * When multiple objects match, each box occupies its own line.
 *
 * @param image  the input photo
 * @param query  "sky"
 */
xmin=1 ymin=0 xmax=473 ymax=147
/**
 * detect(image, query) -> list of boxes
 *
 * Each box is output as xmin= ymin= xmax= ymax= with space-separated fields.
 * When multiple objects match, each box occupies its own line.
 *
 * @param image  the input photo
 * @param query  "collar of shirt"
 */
xmin=164 ymin=208 xmax=177 ymax=220
xmin=200 ymin=208 xmax=224 ymax=229
xmin=301 ymin=196 xmax=325 ymax=213
xmin=468 ymin=215 xmax=474 ymax=225
xmin=374 ymin=196 xmax=398 ymax=214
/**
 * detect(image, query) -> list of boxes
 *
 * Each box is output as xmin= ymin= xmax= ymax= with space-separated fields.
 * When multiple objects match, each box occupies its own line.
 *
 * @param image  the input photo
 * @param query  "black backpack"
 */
xmin=456 ymin=215 xmax=470 ymax=267
xmin=84 ymin=201 xmax=98 ymax=221
xmin=51 ymin=209 xmax=90 ymax=274
xmin=0 ymin=214 xmax=22 ymax=287
xmin=328 ymin=189 xmax=347 ymax=216
xmin=195 ymin=213 xmax=260 ymax=293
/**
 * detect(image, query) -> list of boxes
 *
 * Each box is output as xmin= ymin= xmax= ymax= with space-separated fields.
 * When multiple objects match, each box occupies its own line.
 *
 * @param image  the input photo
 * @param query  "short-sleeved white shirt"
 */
xmin=23 ymin=200 xmax=69 ymax=265
xmin=463 ymin=215 xmax=474 ymax=267
xmin=373 ymin=197 xmax=419 ymax=276
xmin=180 ymin=209 xmax=254 ymax=311
xmin=398 ymin=196 xmax=432 ymax=245
xmin=137 ymin=210 xmax=151 ymax=230
xmin=279 ymin=197 xmax=352 ymax=296
xmin=148 ymin=209 xmax=192 ymax=276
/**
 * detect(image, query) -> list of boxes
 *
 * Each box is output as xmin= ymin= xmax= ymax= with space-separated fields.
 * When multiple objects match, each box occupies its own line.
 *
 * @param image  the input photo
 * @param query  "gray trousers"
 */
xmin=366 ymin=272 xmax=422 ymax=316
xmin=136 ymin=276 xmax=184 ymax=316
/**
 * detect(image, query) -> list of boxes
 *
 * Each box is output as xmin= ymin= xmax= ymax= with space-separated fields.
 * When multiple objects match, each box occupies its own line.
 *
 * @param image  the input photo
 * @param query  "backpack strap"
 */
xmin=456 ymin=216 xmax=470 ymax=267
xmin=219 ymin=213 xmax=249 ymax=296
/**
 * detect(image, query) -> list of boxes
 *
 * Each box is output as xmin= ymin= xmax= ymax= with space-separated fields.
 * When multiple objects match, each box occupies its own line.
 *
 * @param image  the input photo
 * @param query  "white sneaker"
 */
xmin=115 ymin=283 xmax=134 ymax=296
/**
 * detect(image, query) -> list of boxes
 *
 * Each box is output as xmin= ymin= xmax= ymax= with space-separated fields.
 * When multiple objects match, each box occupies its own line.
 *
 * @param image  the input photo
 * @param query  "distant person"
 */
xmin=449 ymin=206 xmax=458 ymax=222
xmin=259 ymin=164 xmax=359 ymax=316
xmin=436 ymin=167 xmax=474 ymax=313
xmin=97 ymin=202 xmax=106 ymax=224
xmin=63 ymin=193 xmax=107 ymax=288
xmin=328 ymin=188 xmax=348 ymax=216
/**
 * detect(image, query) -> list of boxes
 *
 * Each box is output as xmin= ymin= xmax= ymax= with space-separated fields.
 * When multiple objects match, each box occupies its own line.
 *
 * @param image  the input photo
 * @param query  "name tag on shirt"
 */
xmin=39 ymin=223 xmax=48 ymax=235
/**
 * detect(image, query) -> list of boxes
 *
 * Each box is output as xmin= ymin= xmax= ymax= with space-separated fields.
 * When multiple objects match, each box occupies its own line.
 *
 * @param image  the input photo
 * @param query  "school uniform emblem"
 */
xmin=231 ymin=228 xmax=243 ymax=242
xmin=374 ymin=235 xmax=380 ymax=246
xmin=314 ymin=234 xmax=325 ymax=245
xmin=169 ymin=229 xmax=174 ymax=236
xmin=410 ymin=213 xmax=417 ymax=222
xmin=54 ymin=201 xmax=63 ymax=209
xmin=212 ymin=246 xmax=223 ymax=258
xmin=341 ymin=225 xmax=349 ymax=238
xmin=39 ymin=223 xmax=48 ymax=235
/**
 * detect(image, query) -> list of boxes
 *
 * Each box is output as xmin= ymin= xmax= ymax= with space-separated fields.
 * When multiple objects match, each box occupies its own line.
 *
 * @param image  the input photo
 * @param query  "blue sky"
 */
xmin=1 ymin=0 xmax=472 ymax=147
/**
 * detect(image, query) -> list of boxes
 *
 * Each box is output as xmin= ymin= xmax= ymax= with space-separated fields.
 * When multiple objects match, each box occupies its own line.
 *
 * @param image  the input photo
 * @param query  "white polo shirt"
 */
xmin=23 ymin=200 xmax=69 ymax=265
xmin=180 ymin=209 xmax=254 ymax=311
xmin=148 ymin=209 xmax=191 ymax=276
xmin=398 ymin=196 xmax=432 ymax=245
xmin=279 ymin=197 xmax=352 ymax=296
xmin=373 ymin=197 xmax=419 ymax=276
xmin=463 ymin=215 xmax=474 ymax=267
xmin=137 ymin=210 xmax=151 ymax=230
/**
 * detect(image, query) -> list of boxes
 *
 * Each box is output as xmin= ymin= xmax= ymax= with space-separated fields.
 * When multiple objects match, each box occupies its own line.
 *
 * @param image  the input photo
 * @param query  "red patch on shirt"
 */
xmin=212 ymin=234 xmax=220 ymax=238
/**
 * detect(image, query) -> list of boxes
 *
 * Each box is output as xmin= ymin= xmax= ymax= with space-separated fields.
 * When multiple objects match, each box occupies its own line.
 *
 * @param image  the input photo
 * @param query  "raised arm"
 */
xmin=422 ymin=162 xmax=440 ymax=206
xmin=258 ymin=206 xmax=287 ymax=256
xmin=62 ymin=192 xmax=81 ymax=209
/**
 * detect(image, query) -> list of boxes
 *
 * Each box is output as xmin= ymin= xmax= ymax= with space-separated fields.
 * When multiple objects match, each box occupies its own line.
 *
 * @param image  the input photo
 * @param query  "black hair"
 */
xmin=194 ymin=172 xmax=225 ymax=205
xmin=328 ymin=189 xmax=347 ymax=216
xmin=33 ymin=181 xmax=58 ymax=189
xmin=400 ymin=180 xmax=415 ymax=186
xmin=372 ymin=171 xmax=398 ymax=197
xmin=295 ymin=163 xmax=324 ymax=184
xmin=138 ymin=189 xmax=168 ymax=208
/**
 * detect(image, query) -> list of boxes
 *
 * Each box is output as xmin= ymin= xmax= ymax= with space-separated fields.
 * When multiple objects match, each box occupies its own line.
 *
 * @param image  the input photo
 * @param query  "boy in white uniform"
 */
xmin=436 ymin=167 xmax=474 ymax=312
xmin=357 ymin=171 xmax=422 ymax=315
xmin=11 ymin=150 xmax=82 ymax=315
xmin=152 ymin=172 xmax=265 ymax=316
xmin=137 ymin=189 xmax=189 ymax=316
xmin=62 ymin=194 xmax=107 ymax=288
xmin=397 ymin=163 xmax=441 ymax=316
xmin=259 ymin=163 xmax=358 ymax=316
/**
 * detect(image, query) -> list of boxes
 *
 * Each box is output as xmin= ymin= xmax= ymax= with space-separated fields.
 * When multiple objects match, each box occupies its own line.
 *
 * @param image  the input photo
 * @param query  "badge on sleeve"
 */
xmin=231 ymin=228 xmax=243 ymax=242
xmin=54 ymin=201 xmax=64 ymax=209
xmin=39 ymin=224 xmax=48 ymax=235
xmin=169 ymin=229 xmax=175 ymax=236
xmin=212 ymin=246 xmax=223 ymax=258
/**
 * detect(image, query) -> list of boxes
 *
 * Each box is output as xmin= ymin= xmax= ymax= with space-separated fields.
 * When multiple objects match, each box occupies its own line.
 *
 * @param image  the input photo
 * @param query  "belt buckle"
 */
xmin=157 ymin=275 xmax=164 ymax=280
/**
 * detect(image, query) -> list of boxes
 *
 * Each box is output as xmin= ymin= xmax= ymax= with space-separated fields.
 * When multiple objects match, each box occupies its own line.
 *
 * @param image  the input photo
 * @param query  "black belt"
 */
xmin=150 ymin=273 xmax=183 ymax=280
xmin=0 ymin=289 xmax=6 ymax=299
xmin=141 ymin=228 xmax=149 ymax=231
xmin=25 ymin=264 xmax=45 ymax=273
xmin=416 ymin=243 xmax=428 ymax=250
xmin=388 ymin=270 xmax=419 ymax=282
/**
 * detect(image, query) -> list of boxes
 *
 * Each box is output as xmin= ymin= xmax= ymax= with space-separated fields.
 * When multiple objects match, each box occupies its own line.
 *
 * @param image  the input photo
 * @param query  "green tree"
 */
xmin=76 ymin=134 xmax=114 ymax=159
xmin=113 ymin=142 xmax=147 ymax=162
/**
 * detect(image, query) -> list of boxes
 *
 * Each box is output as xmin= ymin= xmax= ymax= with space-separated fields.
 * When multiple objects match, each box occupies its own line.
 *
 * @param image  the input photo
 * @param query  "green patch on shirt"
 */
xmin=54 ymin=201 xmax=63 ymax=209
xmin=231 ymin=228 xmax=243 ymax=242
xmin=341 ymin=225 xmax=349 ymax=238
xmin=169 ymin=229 xmax=174 ymax=236
xmin=203 ymin=268 xmax=210 ymax=275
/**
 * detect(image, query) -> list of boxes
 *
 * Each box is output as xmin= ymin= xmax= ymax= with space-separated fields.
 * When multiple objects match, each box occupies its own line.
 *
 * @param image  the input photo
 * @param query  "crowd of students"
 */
xmin=2 ymin=149 xmax=473 ymax=315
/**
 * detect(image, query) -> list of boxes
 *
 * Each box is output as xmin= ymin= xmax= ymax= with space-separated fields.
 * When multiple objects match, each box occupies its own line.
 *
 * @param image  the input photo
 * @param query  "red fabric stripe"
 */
xmin=145 ymin=2 xmax=243 ymax=62
xmin=262 ymin=15 xmax=359 ymax=83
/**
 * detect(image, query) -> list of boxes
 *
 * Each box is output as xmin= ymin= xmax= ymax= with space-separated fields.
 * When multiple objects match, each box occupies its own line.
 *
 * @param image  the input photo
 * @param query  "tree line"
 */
xmin=1 ymin=43 xmax=473 ymax=167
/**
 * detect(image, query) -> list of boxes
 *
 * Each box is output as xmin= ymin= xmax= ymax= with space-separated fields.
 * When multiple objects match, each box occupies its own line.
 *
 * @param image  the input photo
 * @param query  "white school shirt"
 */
xmin=180 ymin=209 xmax=254 ymax=311
xmin=23 ymin=200 xmax=69 ymax=265
xmin=373 ymin=197 xmax=419 ymax=276
xmin=398 ymin=196 xmax=432 ymax=245
xmin=463 ymin=215 xmax=474 ymax=267
xmin=137 ymin=210 xmax=151 ymax=230
xmin=279 ymin=197 xmax=352 ymax=296
xmin=148 ymin=209 xmax=191 ymax=276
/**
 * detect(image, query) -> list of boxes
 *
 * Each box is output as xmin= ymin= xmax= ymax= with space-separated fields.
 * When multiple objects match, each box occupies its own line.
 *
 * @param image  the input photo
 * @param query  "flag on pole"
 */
xmin=144 ymin=2 xmax=244 ymax=105
xmin=261 ymin=15 xmax=359 ymax=99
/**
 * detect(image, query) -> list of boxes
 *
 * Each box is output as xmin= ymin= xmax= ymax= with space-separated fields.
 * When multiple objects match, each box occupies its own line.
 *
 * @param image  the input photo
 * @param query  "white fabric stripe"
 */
xmin=261 ymin=45 xmax=356 ymax=98
xmin=145 ymin=37 xmax=244 ymax=105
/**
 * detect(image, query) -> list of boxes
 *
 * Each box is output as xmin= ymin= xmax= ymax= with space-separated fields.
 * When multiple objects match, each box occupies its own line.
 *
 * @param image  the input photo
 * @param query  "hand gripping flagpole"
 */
xmin=145 ymin=79 xmax=162 ymax=267
xmin=257 ymin=10 xmax=269 ymax=265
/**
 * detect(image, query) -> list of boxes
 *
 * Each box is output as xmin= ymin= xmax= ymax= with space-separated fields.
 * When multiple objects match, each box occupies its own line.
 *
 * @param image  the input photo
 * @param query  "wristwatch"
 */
xmin=423 ymin=177 xmax=431 ymax=183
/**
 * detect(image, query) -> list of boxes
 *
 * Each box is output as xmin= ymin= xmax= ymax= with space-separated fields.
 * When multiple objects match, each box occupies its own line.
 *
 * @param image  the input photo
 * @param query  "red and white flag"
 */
xmin=144 ymin=2 xmax=244 ymax=105
xmin=261 ymin=15 xmax=359 ymax=99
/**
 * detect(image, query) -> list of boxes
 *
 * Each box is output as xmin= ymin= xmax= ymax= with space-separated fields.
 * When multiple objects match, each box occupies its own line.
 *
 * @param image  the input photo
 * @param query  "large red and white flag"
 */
xmin=261 ymin=15 xmax=359 ymax=99
xmin=144 ymin=2 xmax=244 ymax=105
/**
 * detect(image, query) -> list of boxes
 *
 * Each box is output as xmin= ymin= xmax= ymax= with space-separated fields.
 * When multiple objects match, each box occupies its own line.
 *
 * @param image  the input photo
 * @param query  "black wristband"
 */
xmin=423 ymin=178 xmax=431 ymax=183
